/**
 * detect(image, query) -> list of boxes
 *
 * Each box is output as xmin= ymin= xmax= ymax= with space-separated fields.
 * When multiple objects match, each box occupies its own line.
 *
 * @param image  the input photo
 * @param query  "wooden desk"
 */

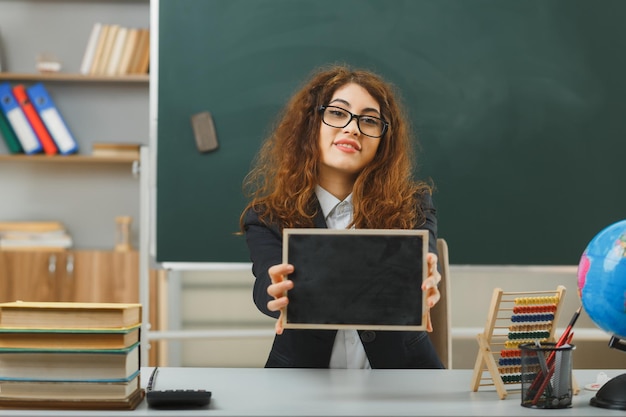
xmin=0 ymin=368 xmax=622 ymax=416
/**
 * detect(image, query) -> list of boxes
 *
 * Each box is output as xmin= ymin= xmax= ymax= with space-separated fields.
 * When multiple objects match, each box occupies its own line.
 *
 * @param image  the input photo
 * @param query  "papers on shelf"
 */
xmin=92 ymin=143 xmax=140 ymax=159
xmin=0 ymin=222 xmax=72 ymax=250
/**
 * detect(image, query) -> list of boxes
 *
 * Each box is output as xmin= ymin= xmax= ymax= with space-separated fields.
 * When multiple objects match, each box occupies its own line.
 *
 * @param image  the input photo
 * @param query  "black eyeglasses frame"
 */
xmin=318 ymin=105 xmax=389 ymax=138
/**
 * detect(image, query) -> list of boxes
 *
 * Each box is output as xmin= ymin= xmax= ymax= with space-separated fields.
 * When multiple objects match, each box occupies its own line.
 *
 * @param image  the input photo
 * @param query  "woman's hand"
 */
xmin=421 ymin=252 xmax=441 ymax=332
xmin=267 ymin=263 xmax=294 ymax=335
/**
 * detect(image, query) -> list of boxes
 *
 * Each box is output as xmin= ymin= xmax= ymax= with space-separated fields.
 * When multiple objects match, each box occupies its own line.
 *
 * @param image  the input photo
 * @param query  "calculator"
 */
xmin=145 ymin=367 xmax=211 ymax=408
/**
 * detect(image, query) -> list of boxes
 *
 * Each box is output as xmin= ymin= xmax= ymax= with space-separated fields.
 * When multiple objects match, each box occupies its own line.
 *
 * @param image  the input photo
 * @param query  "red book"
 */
xmin=12 ymin=84 xmax=58 ymax=155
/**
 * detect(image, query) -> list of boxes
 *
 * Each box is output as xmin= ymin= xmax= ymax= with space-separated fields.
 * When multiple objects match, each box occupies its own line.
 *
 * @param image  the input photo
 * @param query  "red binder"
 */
xmin=12 ymin=84 xmax=58 ymax=155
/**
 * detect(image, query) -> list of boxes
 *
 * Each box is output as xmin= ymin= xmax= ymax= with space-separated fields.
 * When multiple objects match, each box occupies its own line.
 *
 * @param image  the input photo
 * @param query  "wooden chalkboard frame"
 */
xmin=281 ymin=229 xmax=428 ymax=330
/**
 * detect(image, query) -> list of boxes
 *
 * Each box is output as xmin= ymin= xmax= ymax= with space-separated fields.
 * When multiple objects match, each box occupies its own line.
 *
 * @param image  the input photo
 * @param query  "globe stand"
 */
xmin=590 ymin=336 xmax=626 ymax=410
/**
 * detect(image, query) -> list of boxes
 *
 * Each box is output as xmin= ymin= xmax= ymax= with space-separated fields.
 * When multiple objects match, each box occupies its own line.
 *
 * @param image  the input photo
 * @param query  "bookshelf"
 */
xmin=0 ymin=154 xmax=139 ymax=164
xmin=0 ymin=73 xmax=149 ymax=83
xmin=0 ymin=0 xmax=150 ymax=305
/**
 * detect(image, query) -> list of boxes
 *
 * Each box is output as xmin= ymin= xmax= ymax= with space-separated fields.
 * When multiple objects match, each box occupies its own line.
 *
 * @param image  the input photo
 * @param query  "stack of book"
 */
xmin=80 ymin=23 xmax=150 ymax=76
xmin=0 ymin=301 xmax=144 ymax=410
xmin=0 ymin=221 xmax=72 ymax=251
xmin=0 ymin=82 xmax=78 ymax=156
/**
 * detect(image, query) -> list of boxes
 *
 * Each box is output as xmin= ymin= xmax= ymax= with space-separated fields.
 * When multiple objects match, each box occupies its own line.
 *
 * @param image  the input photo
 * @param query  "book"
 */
xmin=88 ymin=24 xmax=110 ymax=76
xmin=0 ymin=221 xmax=65 ymax=233
xmin=11 ymin=84 xmax=58 ymax=155
xmin=79 ymin=22 xmax=103 ymax=75
xmin=105 ymin=27 xmax=128 ymax=76
xmin=116 ymin=28 xmax=139 ymax=75
xmin=0 ymin=229 xmax=72 ymax=250
xmin=0 ymin=386 xmax=144 ymax=410
xmin=0 ymin=301 xmax=143 ymax=410
xmin=92 ymin=142 xmax=140 ymax=159
xmin=0 ymin=222 xmax=71 ymax=251
xmin=26 ymin=83 xmax=78 ymax=154
xmin=0 ymin=107 xmax=23 ymax=154
xmin=0 ymin=373 xmax=140 ymax=400
xmin=94 ymin=24 xmax=119 ymax=75
xmin=135 ymin=28 xmax=150 ymax=74
xmin=129 ymin=28 xmax=149 ymax=74
xmin=0 ymin=325 xmax=140 ymax=349
xmin=0 ymin=301 xmax=142 ymax=329
xmin=0 ymin=343 xmax=140 ymax=381
xmin=0 ymin=82 xmax=42 ymax=154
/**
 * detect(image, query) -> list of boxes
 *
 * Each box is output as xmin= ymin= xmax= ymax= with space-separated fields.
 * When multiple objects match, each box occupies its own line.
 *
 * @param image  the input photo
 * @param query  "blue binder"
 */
xmin=0 ymin=82 xmax=42 ymax=154
xmin=26 ymin=83 xmax=78 ymax=155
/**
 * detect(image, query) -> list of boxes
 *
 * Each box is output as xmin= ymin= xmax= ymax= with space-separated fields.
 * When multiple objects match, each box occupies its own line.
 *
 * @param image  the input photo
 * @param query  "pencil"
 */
xmin=556 ymin=305 xmax=582 ymax=347
xmin=530 ymin=331 xmax=576 ymax=404
xmin=525 ymin=306 xmax=582 ymax=403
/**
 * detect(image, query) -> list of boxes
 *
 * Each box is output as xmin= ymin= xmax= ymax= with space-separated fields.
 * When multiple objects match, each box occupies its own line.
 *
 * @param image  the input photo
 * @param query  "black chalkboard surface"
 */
xmin=156 ymin=0 xmax=626 ymax=264
xmin=282 ymin=229 xmax=427 ymax=330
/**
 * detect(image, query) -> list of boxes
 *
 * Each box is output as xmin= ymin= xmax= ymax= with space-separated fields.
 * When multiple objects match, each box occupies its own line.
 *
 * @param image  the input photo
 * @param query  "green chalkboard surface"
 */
xmin=157 ymin=0 xmax=626 ymax=264
xmin=283 ymin=229 xmax=427 ymax=329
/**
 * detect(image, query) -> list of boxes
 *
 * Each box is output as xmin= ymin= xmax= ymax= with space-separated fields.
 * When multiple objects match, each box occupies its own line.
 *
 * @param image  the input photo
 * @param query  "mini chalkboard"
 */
xmin=281 ymin=229 xmax=428 ymax=330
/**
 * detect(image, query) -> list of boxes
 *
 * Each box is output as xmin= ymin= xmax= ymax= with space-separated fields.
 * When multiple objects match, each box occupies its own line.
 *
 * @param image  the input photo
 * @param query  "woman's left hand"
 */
xmin=421 ymin=252 xmax=441 ymax=332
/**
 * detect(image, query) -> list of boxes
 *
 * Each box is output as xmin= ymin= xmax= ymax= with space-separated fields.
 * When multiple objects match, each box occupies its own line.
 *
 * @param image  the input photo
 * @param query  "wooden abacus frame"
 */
xmin=470 ymin=286 xmax=567 ymax=399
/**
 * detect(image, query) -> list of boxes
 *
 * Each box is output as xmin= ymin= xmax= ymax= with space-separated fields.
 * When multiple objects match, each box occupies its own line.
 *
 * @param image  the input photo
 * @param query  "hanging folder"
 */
xmin=12 ymin=84 xmax=58 ymax=155
xmin=0 ymin=82 xmax=42 ymax=154
xmin=0 ymin=108 xmax=23 ymax=154
xmin=26 ymin=83 xmax=78 ymax=155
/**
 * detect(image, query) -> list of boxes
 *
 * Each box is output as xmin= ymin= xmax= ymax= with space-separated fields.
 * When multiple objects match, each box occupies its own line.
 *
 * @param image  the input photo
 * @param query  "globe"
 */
xmin=577 ymin=219 xmax=626 ymax=339
xmin=577 ymin=219 xmax=626 ymax=410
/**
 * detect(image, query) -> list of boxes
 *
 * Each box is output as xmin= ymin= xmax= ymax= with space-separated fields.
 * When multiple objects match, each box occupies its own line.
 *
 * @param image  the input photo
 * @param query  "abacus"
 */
xmin=470 ymin=286 xmax=566 ymax=399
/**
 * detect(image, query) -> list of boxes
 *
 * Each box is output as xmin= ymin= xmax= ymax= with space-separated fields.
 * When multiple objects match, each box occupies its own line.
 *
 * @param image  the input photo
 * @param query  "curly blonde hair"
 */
xmin=240 ymin=64 xmax=432 ymax=231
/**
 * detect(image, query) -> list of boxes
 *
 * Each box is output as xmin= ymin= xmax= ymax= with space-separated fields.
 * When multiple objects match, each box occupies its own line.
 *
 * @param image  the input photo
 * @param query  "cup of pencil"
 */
xmin=520 ymin=342 xmax=576 ymax=409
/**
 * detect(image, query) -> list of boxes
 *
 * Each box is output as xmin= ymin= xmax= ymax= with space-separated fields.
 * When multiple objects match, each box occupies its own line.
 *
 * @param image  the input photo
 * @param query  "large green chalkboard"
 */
xmin=156 ymin=0 xmax=626 ymax=264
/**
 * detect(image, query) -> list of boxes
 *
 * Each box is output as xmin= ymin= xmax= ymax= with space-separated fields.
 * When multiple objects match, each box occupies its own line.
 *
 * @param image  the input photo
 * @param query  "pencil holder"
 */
xmin=520 ymin=342 xmax=575 ymax=409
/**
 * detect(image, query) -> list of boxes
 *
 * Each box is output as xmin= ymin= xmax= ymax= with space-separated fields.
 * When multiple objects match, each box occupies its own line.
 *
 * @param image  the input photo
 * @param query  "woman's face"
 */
xmin=317 ymin=83 xmax=382 ymax=185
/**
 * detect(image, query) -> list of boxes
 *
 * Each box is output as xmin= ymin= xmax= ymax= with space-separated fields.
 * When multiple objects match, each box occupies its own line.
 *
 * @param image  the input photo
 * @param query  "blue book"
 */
xmin=26 ymin=83 xmax=78 ymax=155
xmin=0 ymin=82 xmax=42 ymax=154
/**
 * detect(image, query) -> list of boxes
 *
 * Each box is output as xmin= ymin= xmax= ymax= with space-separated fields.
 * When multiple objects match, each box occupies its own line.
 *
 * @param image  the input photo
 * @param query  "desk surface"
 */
xmin=0 ymin=368 xmax=623 ymax=417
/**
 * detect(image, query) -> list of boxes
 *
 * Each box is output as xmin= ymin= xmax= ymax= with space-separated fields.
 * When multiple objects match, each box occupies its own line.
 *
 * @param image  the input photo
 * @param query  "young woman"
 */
xmin=240 ymin=64 xmax=443 ymax=369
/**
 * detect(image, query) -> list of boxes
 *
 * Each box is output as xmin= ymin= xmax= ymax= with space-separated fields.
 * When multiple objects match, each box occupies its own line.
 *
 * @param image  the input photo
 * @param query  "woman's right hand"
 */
xmin=267 ymin=263 xmax=294 ymax=335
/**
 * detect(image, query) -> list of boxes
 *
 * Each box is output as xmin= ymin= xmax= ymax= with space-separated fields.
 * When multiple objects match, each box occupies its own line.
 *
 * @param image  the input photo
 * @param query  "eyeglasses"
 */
xmin=318 ymin=105 xmax=388 ymax=138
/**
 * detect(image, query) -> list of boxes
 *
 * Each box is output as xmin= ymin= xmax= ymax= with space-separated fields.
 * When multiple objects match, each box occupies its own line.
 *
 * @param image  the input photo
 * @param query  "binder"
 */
xmin=0 ymin=82 xmax=42 ymax=154
xmin=0 ymin=108 xmax=23 ymax=154
xmin=12 ymin=84 xmax=58 ymax=155
xmin=26 ymin=83 xmax=78 ymax=155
